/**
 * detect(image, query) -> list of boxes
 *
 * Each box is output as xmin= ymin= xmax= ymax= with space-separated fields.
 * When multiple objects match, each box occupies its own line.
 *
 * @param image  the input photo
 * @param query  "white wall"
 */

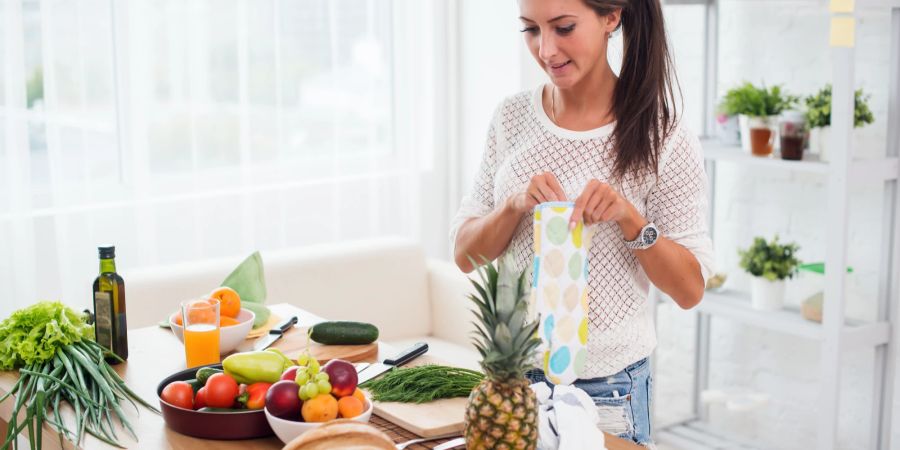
xmin=455 ymin=1 xmax=896 ymax=448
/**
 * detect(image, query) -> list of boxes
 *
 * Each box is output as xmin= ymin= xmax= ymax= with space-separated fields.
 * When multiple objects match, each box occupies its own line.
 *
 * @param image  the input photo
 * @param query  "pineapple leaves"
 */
xmin=466 ymin=257 xmax=542 ymax=380
xmin=495 ymin=257 xmax=518 ymax=323
xmin=494 ymin=323 xmax=514 ymax=355
xmin=508 ymin=308 xmax=526 ymax=337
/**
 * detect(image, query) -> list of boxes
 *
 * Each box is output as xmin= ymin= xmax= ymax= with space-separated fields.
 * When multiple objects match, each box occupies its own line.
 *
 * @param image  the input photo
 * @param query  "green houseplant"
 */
xmin=720 ymin=82 xmax=798 ymax=155
xmin=805 ymin=84 xmax=875 ymax=161
xmin=721 ymin=82 xmax=799 ymax=118
xmin=738 ymin=236 xmax=801 ymax=311
xmin=805 ymin=84 xmax=875 ymax=129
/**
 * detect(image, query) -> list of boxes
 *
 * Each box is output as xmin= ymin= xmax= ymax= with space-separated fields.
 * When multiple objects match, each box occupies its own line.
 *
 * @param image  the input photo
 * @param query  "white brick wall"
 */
xmin=655 ymin=1 xmax=895 ymax=449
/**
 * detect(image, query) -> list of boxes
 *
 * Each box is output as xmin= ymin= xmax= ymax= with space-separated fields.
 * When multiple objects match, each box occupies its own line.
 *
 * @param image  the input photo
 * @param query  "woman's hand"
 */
xmin=507 ymin=172 xmax=567 ymax=215
xmin=571 ymin=180 xmax=640 ymax=234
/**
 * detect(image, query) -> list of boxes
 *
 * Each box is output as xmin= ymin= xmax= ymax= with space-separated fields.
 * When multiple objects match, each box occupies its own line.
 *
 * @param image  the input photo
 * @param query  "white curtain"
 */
xmin=0 ymin=0 xmax=442 ymax=318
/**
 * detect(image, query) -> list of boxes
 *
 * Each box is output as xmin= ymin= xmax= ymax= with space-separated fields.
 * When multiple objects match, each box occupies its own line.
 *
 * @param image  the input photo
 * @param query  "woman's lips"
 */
xmin=549 ymin=60 xmax=572 ymax=76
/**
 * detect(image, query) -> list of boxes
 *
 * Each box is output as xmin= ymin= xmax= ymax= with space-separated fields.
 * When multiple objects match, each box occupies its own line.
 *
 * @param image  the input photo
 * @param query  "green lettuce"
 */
xmin=0 ymin=301 xmax=94 ymax=370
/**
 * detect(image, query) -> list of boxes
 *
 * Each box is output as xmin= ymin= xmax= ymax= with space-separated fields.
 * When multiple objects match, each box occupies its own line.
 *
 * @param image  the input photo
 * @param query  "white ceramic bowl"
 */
xmin=264 ymin=394 xmax=374 ymax=444
xmin=169 ymin=308 xmax=255 ymax=354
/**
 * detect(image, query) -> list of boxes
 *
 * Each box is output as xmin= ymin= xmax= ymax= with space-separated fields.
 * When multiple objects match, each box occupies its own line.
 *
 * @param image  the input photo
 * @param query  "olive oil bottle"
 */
xmin=92 ymin=246 xmax=128 ymax=362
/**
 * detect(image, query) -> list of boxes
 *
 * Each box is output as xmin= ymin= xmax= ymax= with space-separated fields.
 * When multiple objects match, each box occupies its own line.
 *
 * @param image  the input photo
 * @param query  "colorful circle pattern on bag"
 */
xmin=532 ymin=202 xmax=593 ymax=385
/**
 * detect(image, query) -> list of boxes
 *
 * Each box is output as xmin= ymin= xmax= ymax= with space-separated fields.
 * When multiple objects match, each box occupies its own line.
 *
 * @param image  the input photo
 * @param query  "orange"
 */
xmin=171 ymin=311 xmax=183 ymax=326
xmin=210 ymin=287 xmax=241 ymax=318
xmin=301 ymin=394 xmax=339 ymax=422
xmin=337 ymin=396 xmax=364 ymax=419
xmin=219 ymin=316 xmax=240 ymax=327
xmin=351 ymin=388 xmax=366 ymax=404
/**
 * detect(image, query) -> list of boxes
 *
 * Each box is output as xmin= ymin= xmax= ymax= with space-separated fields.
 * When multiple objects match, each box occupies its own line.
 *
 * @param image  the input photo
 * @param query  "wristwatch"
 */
xmin=624 ymin=222 xmax=659 ymax=250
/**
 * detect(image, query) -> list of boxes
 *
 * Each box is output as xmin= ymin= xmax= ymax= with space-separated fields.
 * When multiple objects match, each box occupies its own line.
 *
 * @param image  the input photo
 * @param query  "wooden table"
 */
xmin=0 ymin=303 xmax=640 ymax=449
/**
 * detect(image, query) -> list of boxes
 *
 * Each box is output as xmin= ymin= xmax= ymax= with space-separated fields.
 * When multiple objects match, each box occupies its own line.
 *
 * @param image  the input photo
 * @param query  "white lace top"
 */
xmin=450 ymin=85 xmax=715 ymax=378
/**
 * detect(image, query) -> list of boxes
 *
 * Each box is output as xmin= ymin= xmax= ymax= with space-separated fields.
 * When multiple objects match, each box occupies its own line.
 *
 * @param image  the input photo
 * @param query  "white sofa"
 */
xmin=124 ymin=238 xmax=481 ymax=370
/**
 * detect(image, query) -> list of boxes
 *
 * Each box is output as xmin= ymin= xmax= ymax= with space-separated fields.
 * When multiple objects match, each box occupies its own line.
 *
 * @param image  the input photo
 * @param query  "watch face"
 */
xmin=642 ymin=227 xmax=658 ymax=245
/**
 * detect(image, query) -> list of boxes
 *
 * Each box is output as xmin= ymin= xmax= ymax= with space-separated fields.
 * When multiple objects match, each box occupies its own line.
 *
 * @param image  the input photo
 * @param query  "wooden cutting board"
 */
xmin=235 ymin=326 xmax=378 ymax=363
xmin=367 ymin=355 xmax=469 ymax=438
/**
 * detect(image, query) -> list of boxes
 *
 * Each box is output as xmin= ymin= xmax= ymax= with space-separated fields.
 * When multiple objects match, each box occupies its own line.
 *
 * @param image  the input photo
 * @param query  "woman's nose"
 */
xmin=538 ymin=31 xmax=558 ymax=61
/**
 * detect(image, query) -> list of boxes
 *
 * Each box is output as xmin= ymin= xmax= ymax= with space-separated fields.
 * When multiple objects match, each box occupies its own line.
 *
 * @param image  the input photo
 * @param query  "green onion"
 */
xmin=0 ymin=302 xmax=158 ymax=449
xmin=360 ymin=365 xmax=484 ymax=403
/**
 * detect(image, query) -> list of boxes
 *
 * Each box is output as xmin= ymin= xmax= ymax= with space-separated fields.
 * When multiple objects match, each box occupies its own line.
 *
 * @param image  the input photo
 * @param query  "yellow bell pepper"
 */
xmin=222 ymin=348 xmax=294 ymax=384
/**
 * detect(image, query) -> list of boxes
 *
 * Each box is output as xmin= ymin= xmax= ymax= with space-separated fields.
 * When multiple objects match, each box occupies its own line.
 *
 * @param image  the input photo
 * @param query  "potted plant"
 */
xmin=720 ymin=82 xmax=798 ymax=156
xmin=738 ymin=236 xmax=801 ymax=311
xmin=805 ymin=84 xmax=875 ymax=162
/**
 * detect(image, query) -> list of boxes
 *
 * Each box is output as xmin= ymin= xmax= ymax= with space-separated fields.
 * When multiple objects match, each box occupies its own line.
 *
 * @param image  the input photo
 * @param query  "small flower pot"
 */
xmin=750 ymin=276 xmax=785 ymax=311
xmin=738 ymin=114 xmax=752 ymax=152
xmin=717 ymin=114 xmax=741 ymax=146
xmin=808 ymin=126 xmax=831 ymax=162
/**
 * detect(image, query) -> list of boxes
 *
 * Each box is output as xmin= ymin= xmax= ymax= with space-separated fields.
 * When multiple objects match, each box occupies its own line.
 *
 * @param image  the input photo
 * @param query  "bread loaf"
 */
xmin=281 ymin=419 xmax=395 ymax=450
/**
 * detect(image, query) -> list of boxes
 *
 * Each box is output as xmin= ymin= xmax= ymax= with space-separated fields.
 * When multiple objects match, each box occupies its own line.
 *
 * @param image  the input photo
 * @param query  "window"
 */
xmin=0 ymin=0 xmax=441 ymax=317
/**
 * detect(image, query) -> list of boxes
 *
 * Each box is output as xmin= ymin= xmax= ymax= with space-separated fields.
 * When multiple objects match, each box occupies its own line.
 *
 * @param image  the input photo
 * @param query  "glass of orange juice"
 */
xmin=181 ymin=298 xmax=220 ymax=368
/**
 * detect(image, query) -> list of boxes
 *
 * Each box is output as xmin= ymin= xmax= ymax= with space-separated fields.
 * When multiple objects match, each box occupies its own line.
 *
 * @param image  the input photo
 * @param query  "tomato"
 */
xmin=194 ymin=387 xmax=208 ymax=410
xmin=161 ymin=381 xmax=194 ymax=410
xmin=205 ymin=373 xmax=239 ymax=408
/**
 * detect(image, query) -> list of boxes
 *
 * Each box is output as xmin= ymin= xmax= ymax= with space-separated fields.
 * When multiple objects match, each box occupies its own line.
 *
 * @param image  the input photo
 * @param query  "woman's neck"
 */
xmin=551 ymin=63 xmax=617 ymax=130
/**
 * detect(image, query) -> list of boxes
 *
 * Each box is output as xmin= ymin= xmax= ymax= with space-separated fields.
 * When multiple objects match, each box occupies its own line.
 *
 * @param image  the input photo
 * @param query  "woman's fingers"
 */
xmin=591 ymin=194 xmax=617 ymax=223
xmin=533 ymin=173 xmax=563 ymax=203
xmin=584 ymin=184 xmax=608 ymax=224
xmin=571 ymin=181 xmax=599 ymax=229
xmin=546 ymin=174 xmax=567 ymax=202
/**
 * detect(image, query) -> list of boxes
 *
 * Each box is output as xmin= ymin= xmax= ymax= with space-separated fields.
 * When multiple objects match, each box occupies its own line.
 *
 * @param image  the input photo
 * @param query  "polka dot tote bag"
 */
xmin=532 ymin=202 xmax=593 ymax=385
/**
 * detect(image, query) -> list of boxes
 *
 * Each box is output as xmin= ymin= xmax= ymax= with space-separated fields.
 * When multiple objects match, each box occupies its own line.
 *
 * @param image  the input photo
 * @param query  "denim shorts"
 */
xmin=526 ymin=357 xmax=654 ymax=448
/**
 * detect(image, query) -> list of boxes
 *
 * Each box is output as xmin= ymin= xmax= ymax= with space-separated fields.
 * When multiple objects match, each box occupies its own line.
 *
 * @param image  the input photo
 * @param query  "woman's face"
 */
xmin=518 ymin=0 xmax=620 ymax=89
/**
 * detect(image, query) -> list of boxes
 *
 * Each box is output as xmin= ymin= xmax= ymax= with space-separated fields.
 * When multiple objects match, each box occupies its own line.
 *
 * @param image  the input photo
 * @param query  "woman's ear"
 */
xmin=605 ymin=8 xmax=622 ymax=33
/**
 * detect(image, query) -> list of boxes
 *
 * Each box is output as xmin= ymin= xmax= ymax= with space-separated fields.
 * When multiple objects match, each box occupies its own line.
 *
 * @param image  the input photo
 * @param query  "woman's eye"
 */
xmin=556 ymin=24 xmax=575 ymax=35
xmin=520 ymin=26 xmax=539 ymax=34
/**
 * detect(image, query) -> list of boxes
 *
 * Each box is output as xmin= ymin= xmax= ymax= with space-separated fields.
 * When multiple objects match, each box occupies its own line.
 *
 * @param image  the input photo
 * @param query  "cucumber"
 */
xmin=309 ymin=321 xmax=379 ymax=345
xmin=185 ymin=379 xmax=203 ymax=394
xmin=196 ymin=367 xmax=224 ymax=386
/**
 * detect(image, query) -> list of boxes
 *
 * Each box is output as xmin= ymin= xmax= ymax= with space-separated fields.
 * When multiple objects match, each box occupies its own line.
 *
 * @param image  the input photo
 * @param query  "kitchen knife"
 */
xmin=252 ymin=315 xmax=298 ymax=351
xmin=356 ymin=342 xmax=428 ymax=385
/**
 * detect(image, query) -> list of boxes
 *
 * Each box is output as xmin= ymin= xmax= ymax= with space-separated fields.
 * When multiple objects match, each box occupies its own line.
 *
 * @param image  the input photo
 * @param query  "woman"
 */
xmin=450 ymin=0 xmax=714 ymax=447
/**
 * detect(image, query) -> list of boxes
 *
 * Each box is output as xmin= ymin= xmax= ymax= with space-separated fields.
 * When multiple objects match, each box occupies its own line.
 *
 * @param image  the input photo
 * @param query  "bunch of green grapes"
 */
xmin=295 ymin=353 xmax=332 ymax=401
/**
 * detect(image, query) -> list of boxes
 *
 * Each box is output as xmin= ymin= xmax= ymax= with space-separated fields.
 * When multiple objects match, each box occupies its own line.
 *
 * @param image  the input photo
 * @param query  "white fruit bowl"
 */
xmin=169 ymin=308 xmax=255 ymax=354
xmin=264 ymin=394 xmax=374 ymax=444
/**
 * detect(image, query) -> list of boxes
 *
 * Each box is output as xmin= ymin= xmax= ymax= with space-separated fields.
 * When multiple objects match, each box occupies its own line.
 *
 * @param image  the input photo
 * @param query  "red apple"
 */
xmin=281 ymin=366 xmax=300 ymax=382
xmin=322 ymin=359 xmax=357 ymax=397
xmin=265 ymin=380 xmax=302 ymax=421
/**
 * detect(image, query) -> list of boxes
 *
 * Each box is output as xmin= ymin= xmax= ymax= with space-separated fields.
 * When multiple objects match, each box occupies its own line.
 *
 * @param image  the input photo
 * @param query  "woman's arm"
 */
xmin=453 ymin=198 xmax=524 ymax=273
xmin=618 ymin=205 xmax=704 ymax=309
xmin=570 ymin=180 xmax=705 ymax=309
xmin=455 ymin=173 xmax=567 ymax=273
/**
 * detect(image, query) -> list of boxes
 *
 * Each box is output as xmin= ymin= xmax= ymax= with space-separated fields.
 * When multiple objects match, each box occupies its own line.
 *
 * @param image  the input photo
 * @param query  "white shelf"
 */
xmin=702 ymin=140 xmax=830 ymax=174
xmin=702 ymin=139 xmax=900 ymax=182
xmin=664 ymin=2 xmax=900 ymax=448
xmin=673 ymin=289 xmax=892 ymax=350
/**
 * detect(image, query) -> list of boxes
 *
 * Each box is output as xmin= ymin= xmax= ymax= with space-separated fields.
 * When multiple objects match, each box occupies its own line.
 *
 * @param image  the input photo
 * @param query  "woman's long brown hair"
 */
xmin=584 ymin=0 xmax=679 ymax=178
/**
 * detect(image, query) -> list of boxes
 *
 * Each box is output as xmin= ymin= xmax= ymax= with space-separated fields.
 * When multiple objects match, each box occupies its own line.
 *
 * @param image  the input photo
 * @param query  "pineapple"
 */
xmin=464 ymin=258 xmax=541 ymax=450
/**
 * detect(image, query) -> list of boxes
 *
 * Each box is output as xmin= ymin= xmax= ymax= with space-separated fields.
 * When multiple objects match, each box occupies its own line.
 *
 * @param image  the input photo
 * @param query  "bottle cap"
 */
xmin=98 ymin=246 xmax=116 ymax=259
